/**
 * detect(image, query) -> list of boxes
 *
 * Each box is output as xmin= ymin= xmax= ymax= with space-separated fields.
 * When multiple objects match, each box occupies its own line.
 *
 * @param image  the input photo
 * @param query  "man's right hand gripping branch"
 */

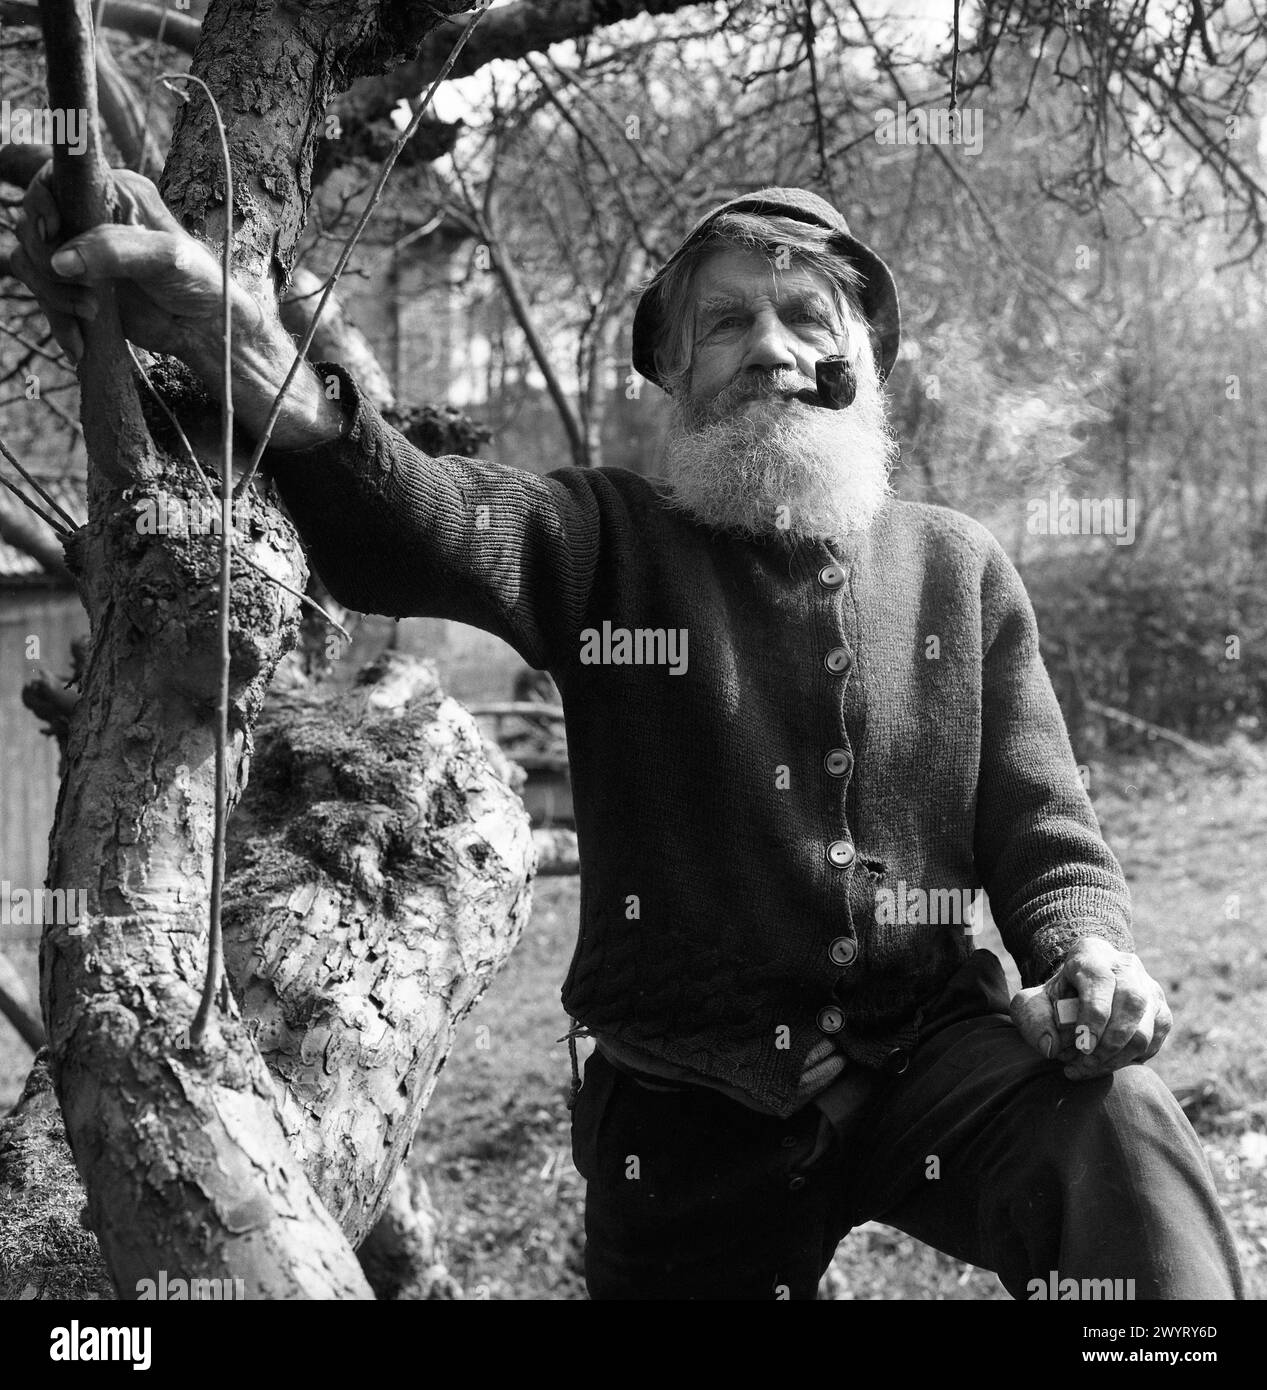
xmin=8 ymin=161 xmax=345 ymax=453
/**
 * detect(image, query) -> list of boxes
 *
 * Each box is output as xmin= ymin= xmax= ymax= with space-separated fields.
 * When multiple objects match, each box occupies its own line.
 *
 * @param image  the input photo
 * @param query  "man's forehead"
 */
xmin=691 ymin=246 xmax=836 ymax=302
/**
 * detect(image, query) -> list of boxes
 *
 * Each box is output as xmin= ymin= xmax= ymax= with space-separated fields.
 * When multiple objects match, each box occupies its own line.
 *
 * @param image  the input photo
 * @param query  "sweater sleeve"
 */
xmin=261 ymin=362 xmax=602 ymax=671
xmin=974 ymin=538 xmax=1134 ymax=987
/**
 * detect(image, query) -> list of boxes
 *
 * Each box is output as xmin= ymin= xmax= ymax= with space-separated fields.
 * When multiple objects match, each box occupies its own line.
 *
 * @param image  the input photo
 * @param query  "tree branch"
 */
xmin=448 ymin=167 xmax=589 ymax=468
xmin=280 ymin=266 xmax=397 ymax=408
xmin=0 ymin=0 xmax=200 ymax=50
xmin=94 ymin=33 xmax=164 ymax=173
xmin=0 ymin=490 xmax=73 ymax=578
xmin=39 ymin=0 xmax=115 ymax=232
xmin=6 ymin=0 xmax=709 ymax=76
xmin=38 ymin=0 xmax=146 ymax=484
xmin=0 ymin=953 xmax=45 ymax=1056
xmin=409 ymin=0 xmax=706 ymax=83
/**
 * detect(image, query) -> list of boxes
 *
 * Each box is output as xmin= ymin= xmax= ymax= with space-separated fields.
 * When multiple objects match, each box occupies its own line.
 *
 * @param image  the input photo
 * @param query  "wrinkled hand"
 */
xmin=6 ymin=161 xmax=240 ymax=366
xmin=1010 ymin=935 xmax=1172 ymax=1080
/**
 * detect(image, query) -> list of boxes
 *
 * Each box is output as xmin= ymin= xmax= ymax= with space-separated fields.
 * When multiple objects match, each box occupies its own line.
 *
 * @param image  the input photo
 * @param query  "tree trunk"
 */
xmin=3 ymin=652 xmax=531 ymax=1298
xmin=34 ymin=0 xmax=519 ymax=1299
xmin=219 ymin=652 xmax=533 ymax=1245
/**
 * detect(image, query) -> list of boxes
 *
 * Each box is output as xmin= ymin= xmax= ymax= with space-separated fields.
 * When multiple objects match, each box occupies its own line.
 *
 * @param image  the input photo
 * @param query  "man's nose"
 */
xmin=740 ymin=309 xmax=798 ymax=374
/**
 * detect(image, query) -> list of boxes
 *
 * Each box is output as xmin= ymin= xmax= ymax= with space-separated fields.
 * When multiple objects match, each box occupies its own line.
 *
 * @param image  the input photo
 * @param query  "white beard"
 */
xmin=658 ymin=361 xmax=898 ymax=544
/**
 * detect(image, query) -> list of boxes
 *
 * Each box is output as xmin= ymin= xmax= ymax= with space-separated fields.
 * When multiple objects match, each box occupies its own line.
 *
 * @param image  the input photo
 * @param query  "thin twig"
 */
xmin=542 ymin=53 xmax=686 ymax=220
xmin=0 ymin=382 xmax=80 ymax=406
xmin=949 ymin=0 xmax=961 ymax=111
xmin=0 ymin=317 xmax=72 ymax=366
xmin=161 ymin=72 xmax=232 ymax=1048
xmin=126 ymin=342 xmax=215 ymax=500
xmin=0 ymin=469 xmax=71 ymax=534
xmin=232 ymin=0 xmax=491 ymax=499
xmin=521 ymin=53 xmax=662 ymax=263
xmin=0 ymin=431 xmax=80 ymax=527
xmin=135 ymin=1 xmax=168 ymax=177
xmin=41 ymin=391 xmax=87 ymax=436
xmin=234 ymin=548 xmax=350 ymax=642
xmin=846 ymin=0 xmax=1113 ymax=332
xmin=803 ymin=0 xmax=834 ymax=199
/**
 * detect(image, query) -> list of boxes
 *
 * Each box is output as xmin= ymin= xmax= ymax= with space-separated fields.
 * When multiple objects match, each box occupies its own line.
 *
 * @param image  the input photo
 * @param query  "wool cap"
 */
xmin=631 ymin=187 xmax=901 ymax=390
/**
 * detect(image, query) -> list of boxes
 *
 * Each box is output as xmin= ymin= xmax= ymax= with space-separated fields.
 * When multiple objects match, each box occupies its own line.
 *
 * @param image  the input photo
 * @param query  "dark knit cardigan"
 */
xmin=266 ymin=363 xmax=1133 ymax=1117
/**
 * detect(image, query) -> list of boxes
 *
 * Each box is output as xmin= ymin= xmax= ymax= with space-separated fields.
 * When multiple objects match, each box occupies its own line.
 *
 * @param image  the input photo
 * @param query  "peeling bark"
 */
xmin=33 ymin=0 xmax=521 ymax=1299
xmin=3 ymin=655 xmax=529 ymax=1298
xmin=159 ymin=0 xmax=475 ymax=293
xmin=42 ymin=476 xmax=376 ymax=1298
xmin=222 ymin=653 xmax=533 ymax=1244
xmin=356 ymin=1165 xmax=461 ymax=1301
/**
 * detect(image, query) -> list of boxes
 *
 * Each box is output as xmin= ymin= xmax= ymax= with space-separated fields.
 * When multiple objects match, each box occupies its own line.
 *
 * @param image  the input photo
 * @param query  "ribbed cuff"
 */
xmin=1022 ymin=917 xmax=1135 ymax=987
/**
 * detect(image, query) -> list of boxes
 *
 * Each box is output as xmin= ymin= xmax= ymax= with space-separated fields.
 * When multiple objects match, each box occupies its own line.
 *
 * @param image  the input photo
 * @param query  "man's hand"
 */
xmin=8 ymin=162 xmax=244 ymax=369
xmin=1010 ymin=935 xmax=1173 ymax=1080
xmin=7 ymin=161 xmax=344 ymax=450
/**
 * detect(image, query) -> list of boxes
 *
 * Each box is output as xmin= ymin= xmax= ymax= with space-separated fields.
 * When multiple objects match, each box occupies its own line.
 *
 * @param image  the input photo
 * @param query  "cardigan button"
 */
xmin=828 ymin=936 xmax=858 ymax=967
xmin=826 ymin=840 xmax=856 ymax=869
xmin=824 ymin=646 xmax=851 ymax=675
xmin=816 ymin=1005 xmax=844 ymax=1034
xmin=818 ymin=564 xmax=845 ymax=589
xmin=882 ymin=1047 xmax=911 ymax=1076
xmin=824 ymin=748 xmax=852 ymax=778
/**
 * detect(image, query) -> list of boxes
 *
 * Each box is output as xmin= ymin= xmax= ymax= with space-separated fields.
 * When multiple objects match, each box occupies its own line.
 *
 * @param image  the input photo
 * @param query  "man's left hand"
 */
xmin=1010 ymin=936 xmax=1173 ymax=1080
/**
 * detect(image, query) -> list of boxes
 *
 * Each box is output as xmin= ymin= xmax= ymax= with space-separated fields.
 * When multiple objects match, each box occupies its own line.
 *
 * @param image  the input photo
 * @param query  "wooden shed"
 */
xmin=0 ymin=479 xmax=87 ymax=957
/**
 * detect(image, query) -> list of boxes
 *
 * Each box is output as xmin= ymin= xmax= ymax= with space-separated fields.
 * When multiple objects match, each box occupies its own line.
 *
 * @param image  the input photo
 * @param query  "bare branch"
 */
xmin=0 ymin=0 xmax=199 ymax=50
xmin=446 ymin=161 xmax=589 ymax=467
xmin=0 ymin=952 xmax=45 ymax=1053
xmin=94 ymin=33 xmax=164 ymax=172
xmin=0 ymin=487 xmax=72 ymax=578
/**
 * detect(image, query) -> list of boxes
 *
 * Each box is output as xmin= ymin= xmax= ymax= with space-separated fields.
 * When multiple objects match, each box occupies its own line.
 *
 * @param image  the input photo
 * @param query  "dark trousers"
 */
xmin=571 ymin=951 xmax=1244 ymax=1300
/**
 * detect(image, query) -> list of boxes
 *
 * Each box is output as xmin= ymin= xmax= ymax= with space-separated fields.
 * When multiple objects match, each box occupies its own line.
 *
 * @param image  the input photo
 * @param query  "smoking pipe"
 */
xmin=786 ymin=356 xmax=857 ymax=410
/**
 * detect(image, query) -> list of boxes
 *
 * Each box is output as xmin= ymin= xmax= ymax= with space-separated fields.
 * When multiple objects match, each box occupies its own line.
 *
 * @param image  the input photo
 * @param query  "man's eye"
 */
xmin=708 ymin=316 xmax=742 ymax=332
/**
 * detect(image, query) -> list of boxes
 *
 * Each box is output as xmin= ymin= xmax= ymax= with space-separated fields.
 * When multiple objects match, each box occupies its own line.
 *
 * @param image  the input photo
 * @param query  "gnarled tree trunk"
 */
xmin=33 ymin=0 xmax=521 ymax=1298
xmin=2 ymin=654 xmax=532 ymax=1299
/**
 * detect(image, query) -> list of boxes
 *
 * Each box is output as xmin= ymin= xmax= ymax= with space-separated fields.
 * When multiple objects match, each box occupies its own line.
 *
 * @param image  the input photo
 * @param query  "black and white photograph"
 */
xmin=0 ymin=0 xmax=1261 ymax=1353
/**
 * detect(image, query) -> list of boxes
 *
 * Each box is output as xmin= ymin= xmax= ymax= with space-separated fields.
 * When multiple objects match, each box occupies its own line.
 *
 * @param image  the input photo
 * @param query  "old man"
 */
xmin=10 ymin=171 xmax=1243 ymax=1301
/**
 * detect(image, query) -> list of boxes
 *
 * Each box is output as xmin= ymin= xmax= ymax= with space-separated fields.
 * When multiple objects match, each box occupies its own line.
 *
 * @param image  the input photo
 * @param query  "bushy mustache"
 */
xmin=685 ymin=369 xmax=815 ymax=427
